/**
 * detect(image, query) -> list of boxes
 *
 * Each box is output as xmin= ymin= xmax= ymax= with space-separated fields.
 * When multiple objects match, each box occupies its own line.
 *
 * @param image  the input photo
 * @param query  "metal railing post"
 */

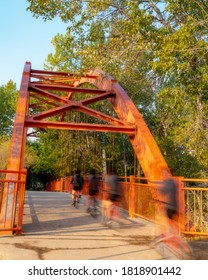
xmin=129 ymin=175 xmax=135 ymax=218
xmin=177 ymin=176 xmax=185 ymax=234
xmin=16 ymin=169 xmax=27 ymax=234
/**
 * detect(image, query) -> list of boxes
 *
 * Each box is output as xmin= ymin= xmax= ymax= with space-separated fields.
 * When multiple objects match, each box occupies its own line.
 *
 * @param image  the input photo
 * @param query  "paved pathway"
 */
xmin=0 ymin=191 xmax=178 ymax=260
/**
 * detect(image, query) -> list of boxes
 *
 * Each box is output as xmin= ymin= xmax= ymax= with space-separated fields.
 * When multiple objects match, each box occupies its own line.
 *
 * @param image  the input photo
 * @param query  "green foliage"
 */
xmin=0 ymin=136 xmax=10 ymax=169
xmin=0 ymin=136 xmax=39 ymax=174
xmin=25 ymin=0 xmax=208 ymax=178
xmin=0 ymin=81 xmax=18 ymax=136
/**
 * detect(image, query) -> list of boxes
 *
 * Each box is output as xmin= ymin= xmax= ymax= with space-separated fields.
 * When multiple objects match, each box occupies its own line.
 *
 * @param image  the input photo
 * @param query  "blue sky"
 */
xmin=0 ymin=0 xmax=67 ymax=89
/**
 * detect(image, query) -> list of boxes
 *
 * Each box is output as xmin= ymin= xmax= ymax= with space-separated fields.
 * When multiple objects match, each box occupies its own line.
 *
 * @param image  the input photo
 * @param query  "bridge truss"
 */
xmin=0 ymin=62 xmax=179 ymax=234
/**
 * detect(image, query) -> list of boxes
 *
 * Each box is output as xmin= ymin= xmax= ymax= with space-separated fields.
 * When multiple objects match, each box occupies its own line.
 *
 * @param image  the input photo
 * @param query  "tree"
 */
xmin=26 ymin=0 xmax=208 ymax=177
xmin=25 ymin=138 xmax=57 ymax=189
xmin=0 ymin=81 xmax=18 ymax=136
xmin=0 ymin=136 xmax=10 ymax=170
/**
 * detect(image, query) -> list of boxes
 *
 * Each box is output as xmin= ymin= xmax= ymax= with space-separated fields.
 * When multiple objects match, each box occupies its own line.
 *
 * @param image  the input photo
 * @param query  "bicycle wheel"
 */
xmin=74 ymin=199 xmax=78 ymax=208
xmin=74 ymin=191 xmax=79 ymax=208
xmin=154 ymin=234 xmax=192 ymax=260
xmin=90 ymin=207 xmax=98 ymax=218
xmin=166 ymin=236 xmax=193 ymax=259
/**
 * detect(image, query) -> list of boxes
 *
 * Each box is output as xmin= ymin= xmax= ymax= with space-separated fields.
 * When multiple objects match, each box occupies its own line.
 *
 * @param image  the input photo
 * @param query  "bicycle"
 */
xmin=152 ymin=201 xmax=193 ymax=259
xmin=86 ymin=195 xmax=99 ymax=218
xmin=72 ymin=189 xmax=80 ymax=208
xmin=151 ymin=232 xmax=193 ymax=259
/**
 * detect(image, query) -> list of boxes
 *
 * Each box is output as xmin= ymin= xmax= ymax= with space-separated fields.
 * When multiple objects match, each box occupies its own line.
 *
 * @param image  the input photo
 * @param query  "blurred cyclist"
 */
xmin=102 ymin=168 xmax=121 ymax=225
xmin=86 ymin=168 xmax=99 ymax=212
xmin=71 ymin=169 xmax=84 ymax=206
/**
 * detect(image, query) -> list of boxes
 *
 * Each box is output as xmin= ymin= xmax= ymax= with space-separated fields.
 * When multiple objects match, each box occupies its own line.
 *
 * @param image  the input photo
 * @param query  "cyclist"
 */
xmin=71 ymin=169 xmax=84 ymax=206
xmin=102 ymin=168 xmax=121 ymax=225
xmin=152 ymin=170 xmax=192 ymax=256
xmin=152 ymin=170 xmax=178 ymax=242
xmin=86 ymin=168 xmax=99 ymax=214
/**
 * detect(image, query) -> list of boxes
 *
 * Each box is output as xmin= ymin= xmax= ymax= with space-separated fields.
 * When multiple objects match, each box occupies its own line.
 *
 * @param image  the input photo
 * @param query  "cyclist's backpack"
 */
xmin=89 ymin=175 xmax=99 ymax=191
xmin=74 ymin=174 xmax=83 ymax=187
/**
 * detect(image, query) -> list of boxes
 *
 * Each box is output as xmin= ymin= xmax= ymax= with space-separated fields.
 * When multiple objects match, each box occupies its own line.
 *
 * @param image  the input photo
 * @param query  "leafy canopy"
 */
xmin=26 ymin=0 xmax=208 ymax=178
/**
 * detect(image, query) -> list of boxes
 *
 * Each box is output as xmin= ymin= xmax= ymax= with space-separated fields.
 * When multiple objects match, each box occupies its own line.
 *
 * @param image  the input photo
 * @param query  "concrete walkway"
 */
xmin=0 ymin=191 xmax=178 ymax=260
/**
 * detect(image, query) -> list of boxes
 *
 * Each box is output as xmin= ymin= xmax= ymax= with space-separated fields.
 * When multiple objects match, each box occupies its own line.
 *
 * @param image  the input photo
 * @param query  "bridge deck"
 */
xmin=0 ymin=191 xmax=178 ymax=260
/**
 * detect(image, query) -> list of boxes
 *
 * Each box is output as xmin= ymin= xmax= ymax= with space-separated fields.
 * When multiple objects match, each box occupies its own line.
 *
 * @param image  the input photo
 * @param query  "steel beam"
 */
xmin=1 ymin=62 xmax=173 ymax=235
xmin=73 ymin=70 xmax=171 ymax=179
xmin=0 ymin=62 xmax=30 ymax=233
xmin=29 ymin=83 xmax=106 ymax=94
xmin=24 ymin=120 xmax=135 ymax=135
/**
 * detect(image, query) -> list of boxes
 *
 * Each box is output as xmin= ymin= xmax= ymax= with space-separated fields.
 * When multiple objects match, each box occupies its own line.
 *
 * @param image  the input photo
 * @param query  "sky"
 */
xmin=0 ymin=0 xmax=68 ymax=89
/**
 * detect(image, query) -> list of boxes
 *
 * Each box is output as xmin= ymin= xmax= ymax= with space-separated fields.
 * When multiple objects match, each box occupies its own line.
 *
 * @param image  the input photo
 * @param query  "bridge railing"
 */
xmin=45 ymin=175 xmax=170 ymax=224
xmin=0 ymin=169 xmax=27 ymax=234
xmin=46 ymin=175 xmax=208 ymax=237
xmin=183 ymin=178 xmax=208 ymax=237
xmin=2 ymin=171 xmax=207 ymax=236
xmin=46 ymin=175 xmax=161 ymax=224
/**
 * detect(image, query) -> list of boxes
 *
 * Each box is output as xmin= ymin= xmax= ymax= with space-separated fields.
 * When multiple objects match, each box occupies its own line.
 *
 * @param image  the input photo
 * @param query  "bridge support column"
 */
xmin=0 ymin=63 xmax=30 ymax=235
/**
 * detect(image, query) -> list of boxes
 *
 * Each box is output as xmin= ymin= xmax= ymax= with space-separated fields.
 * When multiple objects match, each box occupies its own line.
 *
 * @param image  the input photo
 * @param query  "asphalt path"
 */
xmin=0 ymin=191 xmax=179 ymax=260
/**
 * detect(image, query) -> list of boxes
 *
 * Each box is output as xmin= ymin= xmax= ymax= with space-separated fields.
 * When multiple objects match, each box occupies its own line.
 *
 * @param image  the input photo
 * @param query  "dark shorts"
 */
xmin=166 ymin=208 xmax=177 ymax=219
xmin=73 ymin=185 xmax=82 ymax=191
xmin=89 ymin=189 xmax=98 ymax=196
xmin=109 ymin=193 xmax=120 ymax=202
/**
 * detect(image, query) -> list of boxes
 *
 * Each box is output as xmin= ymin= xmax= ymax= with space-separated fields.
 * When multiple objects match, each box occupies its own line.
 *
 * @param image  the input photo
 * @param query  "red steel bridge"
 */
xmin=0 ymin=62 xmax=184 ymax=235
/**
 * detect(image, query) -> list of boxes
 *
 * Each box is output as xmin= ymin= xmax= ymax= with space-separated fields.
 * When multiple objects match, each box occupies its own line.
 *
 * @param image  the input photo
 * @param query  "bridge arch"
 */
xmin=0 ymin=62 xmax=173 ymax=234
